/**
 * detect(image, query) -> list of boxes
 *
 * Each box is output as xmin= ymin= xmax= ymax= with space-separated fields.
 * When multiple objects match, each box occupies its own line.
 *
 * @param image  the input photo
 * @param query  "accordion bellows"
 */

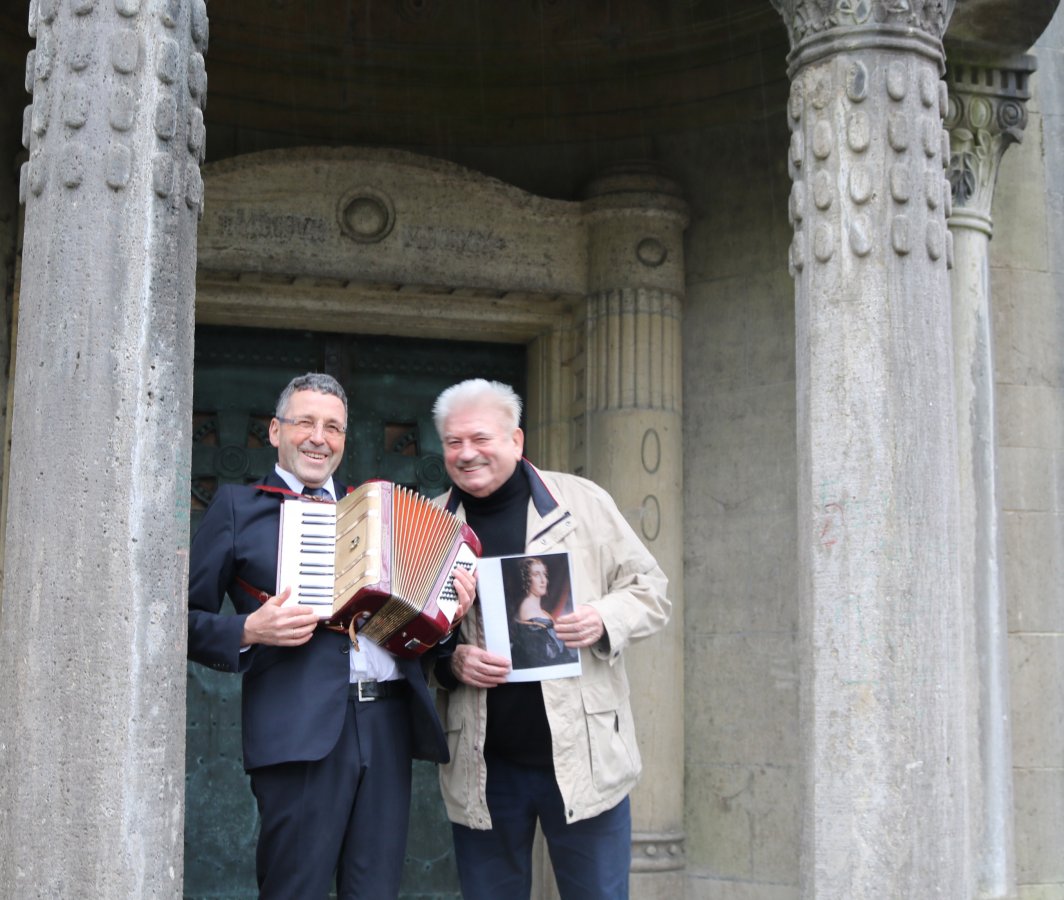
xmin=277 ymin=480 xmax=481 ymax=657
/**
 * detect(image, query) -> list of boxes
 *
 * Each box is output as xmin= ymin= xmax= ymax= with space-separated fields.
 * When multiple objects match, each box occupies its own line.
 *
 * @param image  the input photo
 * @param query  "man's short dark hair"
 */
xmin=275 ymin=373 xmax=349 ymax=419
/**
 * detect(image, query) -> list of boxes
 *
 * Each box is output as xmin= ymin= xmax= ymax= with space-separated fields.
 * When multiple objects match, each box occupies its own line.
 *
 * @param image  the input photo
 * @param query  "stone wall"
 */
xmin=668 ymin=114 xmax=801 ymax=899
xmin=992 ymin=9 xmax=1064 ymax=897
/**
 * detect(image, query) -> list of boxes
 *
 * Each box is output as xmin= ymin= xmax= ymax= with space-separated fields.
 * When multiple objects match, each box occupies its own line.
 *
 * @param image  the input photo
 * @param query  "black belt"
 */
xmin=349 ymin=679 xmax=407 ymax=702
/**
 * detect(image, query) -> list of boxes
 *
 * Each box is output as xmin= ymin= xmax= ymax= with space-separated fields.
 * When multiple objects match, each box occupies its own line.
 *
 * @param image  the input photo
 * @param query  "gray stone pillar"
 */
xmin=581 ymin=162 xmax=688 ymax=898
xmin=945 ymin=47 xmax=1035 ymax=900
xmin=772 ymin=2 xmax=972 ymax=896
xmin=0 ymin=1 xmax=207 ymax=896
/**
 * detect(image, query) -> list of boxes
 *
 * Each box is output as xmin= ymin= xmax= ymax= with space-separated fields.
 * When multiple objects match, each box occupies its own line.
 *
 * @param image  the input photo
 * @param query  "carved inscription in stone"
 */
xmin=401 ymin=225 xmax=507 ymax=257
xmin=216 ymin=209 xmax=330 ymax=243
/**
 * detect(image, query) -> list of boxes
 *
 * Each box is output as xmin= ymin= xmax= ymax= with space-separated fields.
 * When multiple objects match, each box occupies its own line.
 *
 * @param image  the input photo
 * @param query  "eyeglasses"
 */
xmin=276 ymin=416 xmax=347 ymax=438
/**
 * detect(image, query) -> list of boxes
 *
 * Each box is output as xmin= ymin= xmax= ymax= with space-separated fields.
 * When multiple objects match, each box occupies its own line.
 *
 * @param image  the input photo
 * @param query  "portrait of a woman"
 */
xmin=506 ymin=556 xmax=579 ymax=670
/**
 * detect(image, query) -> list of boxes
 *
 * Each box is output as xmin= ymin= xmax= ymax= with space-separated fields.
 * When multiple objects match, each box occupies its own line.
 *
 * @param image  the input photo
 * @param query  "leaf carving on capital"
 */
xmin=947 ymin=127 xmax=1001 ymax=215
xmin=773 ymin=0 xmax=954 ymax=44
xmin=944 ymin=60 xmax=1032 ymax=218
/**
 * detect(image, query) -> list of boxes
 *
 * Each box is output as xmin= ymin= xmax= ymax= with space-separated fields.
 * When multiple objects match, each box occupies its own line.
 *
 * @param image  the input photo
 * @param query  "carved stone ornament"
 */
xmin=945 ymin=53 xmax=1035 ymax=227
xmin=337 ymin=186 xmax=396 ymax=243
xmin=770 ymin=0 xmax=953 ymax=45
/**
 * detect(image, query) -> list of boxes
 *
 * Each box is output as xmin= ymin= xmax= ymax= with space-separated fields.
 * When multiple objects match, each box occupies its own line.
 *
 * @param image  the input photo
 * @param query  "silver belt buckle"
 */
xmin=357 ymin=680 xmax=376 ymax=702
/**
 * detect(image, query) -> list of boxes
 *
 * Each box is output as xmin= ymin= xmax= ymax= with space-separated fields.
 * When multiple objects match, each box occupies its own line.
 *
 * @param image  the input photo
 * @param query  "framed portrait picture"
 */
xmin=477 ymin=551 xmax=582 ymax=682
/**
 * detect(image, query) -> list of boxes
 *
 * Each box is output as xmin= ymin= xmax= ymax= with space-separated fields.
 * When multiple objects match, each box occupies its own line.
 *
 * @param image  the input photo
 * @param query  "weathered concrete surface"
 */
xmin=778 ymin=3 xmax=972 ymax=896
xmin=990 ymin=9 xmax=1064 ymax=898
xmin=0 ymin=2 xmax=206 ymax=896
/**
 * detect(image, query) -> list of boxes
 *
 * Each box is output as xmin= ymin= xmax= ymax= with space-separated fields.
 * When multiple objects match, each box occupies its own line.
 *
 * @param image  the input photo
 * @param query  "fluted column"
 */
xmin=772 ymin=2 xmax=972 ymax=896
xmin=945 ymin=47 xmax=1035 ymax=900
xmin=0 ymin=0 xmax=207 ymax=896
xmin=581 ymin=162 xmax=688 ymax=897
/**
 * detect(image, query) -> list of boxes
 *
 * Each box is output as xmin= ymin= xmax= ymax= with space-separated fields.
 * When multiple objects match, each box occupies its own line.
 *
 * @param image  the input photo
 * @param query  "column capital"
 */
xmin=771 ymin=0 xmax=956 ymax=75
xmin=944 ymin=49 xmax=1036 ymax=233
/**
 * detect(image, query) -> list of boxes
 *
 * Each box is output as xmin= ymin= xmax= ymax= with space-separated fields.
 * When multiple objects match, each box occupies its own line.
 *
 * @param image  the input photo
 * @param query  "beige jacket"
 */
xmin=436 ymin=463 xmax=670 ymax=828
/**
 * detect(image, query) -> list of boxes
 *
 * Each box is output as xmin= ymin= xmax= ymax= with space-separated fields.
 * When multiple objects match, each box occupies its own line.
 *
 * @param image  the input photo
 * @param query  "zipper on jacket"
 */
xmin=529 ymin=510 xmax=573 ymax=545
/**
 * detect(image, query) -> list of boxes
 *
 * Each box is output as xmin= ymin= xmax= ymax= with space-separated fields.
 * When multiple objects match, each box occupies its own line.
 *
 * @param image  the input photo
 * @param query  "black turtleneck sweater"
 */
xmin=455 ymin=464 xmax=554 ymax=768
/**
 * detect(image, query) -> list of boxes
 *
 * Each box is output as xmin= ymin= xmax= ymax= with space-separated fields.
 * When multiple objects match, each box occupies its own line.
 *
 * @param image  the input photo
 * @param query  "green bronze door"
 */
xmin=184 ymin=324 xmax=525 ymax=899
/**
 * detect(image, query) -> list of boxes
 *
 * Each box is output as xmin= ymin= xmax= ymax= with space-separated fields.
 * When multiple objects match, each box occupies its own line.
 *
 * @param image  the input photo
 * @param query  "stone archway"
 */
xmin=197 ymin=146 xmax=690 ymax=897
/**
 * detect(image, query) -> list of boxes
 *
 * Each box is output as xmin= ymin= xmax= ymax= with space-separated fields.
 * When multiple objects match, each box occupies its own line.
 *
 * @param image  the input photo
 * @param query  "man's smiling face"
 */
xmin=269 ymin=389 xmax=347 ymax=488
xmin=441 ymin=403 xmax=523 ymax=498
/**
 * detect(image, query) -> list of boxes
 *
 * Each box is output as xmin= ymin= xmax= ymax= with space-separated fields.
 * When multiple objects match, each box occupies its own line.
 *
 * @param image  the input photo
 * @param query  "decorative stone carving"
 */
xmin=631 ymin=831 xmax=685 ymax=873
xmin=775 ymin=3 xmax=969 ymax=897
xmin=337 ymin=187 xmax=396 ymax=243
xmin=785 ymin=33 xmax=953 ymax=272
xmin=945 ymin=52 xmax=1035 ymax=232
xmin=770 ymin=0 xmax=952 ymax=46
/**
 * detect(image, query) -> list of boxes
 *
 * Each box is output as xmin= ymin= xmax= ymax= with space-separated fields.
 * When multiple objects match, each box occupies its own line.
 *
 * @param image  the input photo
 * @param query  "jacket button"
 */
xmin=340 ymin=642 xmax=350 ymax=653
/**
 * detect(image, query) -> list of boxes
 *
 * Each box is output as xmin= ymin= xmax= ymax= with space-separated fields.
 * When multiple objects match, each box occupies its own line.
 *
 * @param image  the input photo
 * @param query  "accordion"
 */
xmin=277 ymin=480 xmax=481 ymax=657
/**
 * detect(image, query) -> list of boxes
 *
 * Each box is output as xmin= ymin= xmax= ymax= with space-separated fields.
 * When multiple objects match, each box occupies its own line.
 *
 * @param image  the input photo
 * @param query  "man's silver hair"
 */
xmin=275 ymin=372 xmax=349 ymax=419
xmin=433 ymin=379 xmax=522 ymax=436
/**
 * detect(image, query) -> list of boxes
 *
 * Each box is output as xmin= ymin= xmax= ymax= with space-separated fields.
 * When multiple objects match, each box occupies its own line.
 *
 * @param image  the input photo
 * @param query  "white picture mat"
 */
xmin=478 ymin=551 xmax=581 ymax=683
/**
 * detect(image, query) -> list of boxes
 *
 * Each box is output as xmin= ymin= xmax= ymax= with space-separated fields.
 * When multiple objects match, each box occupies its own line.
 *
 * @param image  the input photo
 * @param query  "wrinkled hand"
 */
xmin=450 ymin=644 xmax=510 ymax=688
xmin=241 ymin=587 xmax=320 ymax=647
xmin=451 ymin=566 xmax=477 ymax=625
xmin=554 ymin=605 xmax=605 ymax=649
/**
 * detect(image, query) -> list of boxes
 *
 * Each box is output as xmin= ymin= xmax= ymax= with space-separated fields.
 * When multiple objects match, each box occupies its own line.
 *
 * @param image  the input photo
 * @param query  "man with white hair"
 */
xmin=432 ymin=378 xmax=670 ymax=899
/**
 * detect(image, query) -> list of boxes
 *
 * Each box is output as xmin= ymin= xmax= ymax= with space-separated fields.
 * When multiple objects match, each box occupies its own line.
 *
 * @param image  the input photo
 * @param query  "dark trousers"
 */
xmin=249 ymin=692 xmax=412 ymax=899
xmin=452 ymin=756 xmax=631 ymax=900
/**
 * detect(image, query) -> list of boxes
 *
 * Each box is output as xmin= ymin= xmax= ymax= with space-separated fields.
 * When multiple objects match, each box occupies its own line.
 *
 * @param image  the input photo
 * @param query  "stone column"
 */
xmin=0 ymin=1 xmax=207 ymax=896
xmin=944 ymin=47 xmax=1035 ymax=900
xmin=580 ymin=162 xmax=688 ymax=898
xmin=772 ymin=2 xmax=972 ymax=897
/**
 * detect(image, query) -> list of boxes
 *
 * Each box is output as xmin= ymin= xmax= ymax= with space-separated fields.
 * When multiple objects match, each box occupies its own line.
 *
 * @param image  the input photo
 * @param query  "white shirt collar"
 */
xmin=274 ymin=464 xmax=336 ymax=501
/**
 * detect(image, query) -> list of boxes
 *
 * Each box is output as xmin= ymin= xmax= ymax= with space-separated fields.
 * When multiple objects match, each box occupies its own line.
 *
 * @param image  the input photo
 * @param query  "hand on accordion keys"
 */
xmin=241 ymin=586 xmax=320 ymax=648
xmin=449 ymin=564 xmax=478 ymax=631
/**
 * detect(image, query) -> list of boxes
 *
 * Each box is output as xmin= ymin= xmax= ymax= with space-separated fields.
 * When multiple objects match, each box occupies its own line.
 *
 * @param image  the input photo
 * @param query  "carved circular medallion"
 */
xmin=789 ymin=235 xmax=805 ymax=274
xmin=919 ymin=69 xmax=937 ymax=109
xmin=338 ymin=187 xmax=395 ymax=244
xmin=636 ymin=237 xmax=667 ymax=268
xmin=846 ymin=61 xmax=868 ymax=103
xmin=640 ymin=494 xmax=661 ymax=542
xmin=813 ymin=224 xmax=834 ymax=263
xmin=968 ymin=96 xmax=993 ymax=130
xmin=944 ymin=94 xmax=962 ymax=129
xmin=641 ymin=428 xmax=661 ymax=475
xmin=416 ymin=453 xmax=448 ymax=491
xmin=812 ymin=120 xmax=833 ymax=160
xmin=998 ymin=99 xmax=1025 ymax=130
xmin=848 ymin=166 xmax=872 ymax=205
xmin=886 ymin=61 xmax=908 ymax=101
xmin=218 ymin=444 xmax=250 ymax=479
xmin=849 ymin=217 xmax=872 ymax=257
xmin=788 ymin=77 xmax=804 ymax=123
xmin=847 ymin=111 xmax=870 ymax=153
xmin=813 ymin=171 xmax=833 ymax=211
xmin=926 ymin=221 xmax=944 ymax=261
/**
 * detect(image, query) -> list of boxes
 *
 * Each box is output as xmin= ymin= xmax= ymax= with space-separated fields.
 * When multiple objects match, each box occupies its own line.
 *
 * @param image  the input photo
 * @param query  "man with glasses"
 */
xmin=187 ymin=372 xmax=474 ymax=899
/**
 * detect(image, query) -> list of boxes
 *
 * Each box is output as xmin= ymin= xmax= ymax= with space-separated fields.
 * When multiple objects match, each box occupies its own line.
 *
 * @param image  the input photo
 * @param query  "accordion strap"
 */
xmin=255 ymin=483 xmax=356 ymax=502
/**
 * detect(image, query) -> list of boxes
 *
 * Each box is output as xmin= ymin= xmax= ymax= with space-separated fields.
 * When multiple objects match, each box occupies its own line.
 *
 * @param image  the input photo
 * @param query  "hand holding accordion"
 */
xmin=277 ymin=480 xmax=481 ymax=657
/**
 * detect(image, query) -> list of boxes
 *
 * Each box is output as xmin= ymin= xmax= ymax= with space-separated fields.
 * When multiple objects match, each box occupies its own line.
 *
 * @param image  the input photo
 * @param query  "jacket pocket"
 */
xmin=582 ymin=685 xmax=641 ymax=794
